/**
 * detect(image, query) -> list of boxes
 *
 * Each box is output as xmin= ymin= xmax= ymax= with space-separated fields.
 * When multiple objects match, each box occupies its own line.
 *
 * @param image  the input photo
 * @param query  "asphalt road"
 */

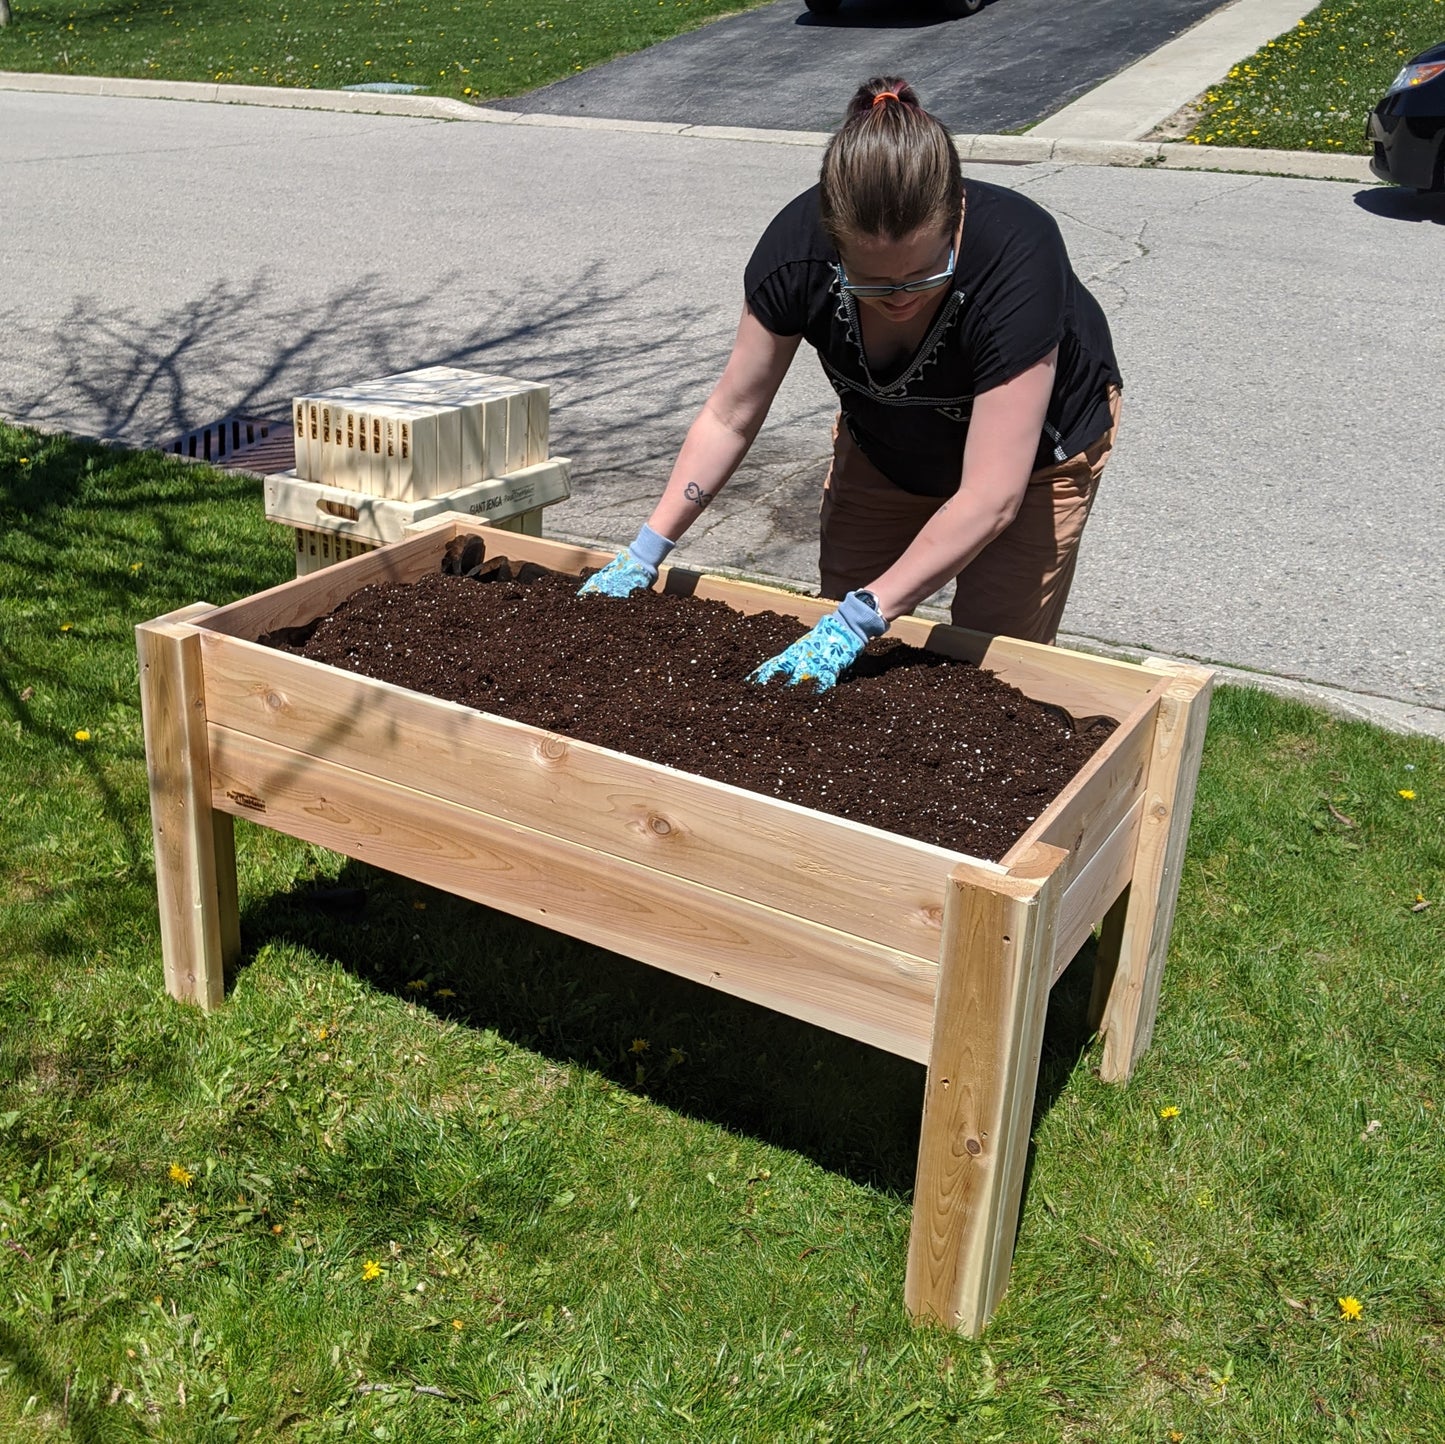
xmin=491 ymin=0 xmax=1234 ymax=134
xmin=2 ymin=92 xmax=1442 ymax=715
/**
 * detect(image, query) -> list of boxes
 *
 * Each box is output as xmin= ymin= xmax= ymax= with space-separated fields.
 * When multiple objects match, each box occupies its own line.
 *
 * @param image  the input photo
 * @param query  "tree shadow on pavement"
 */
xmin=1351 ymin=186 xmax=1445 ymax=226
xmin=0 ymin=266 xmax=726 ymax=481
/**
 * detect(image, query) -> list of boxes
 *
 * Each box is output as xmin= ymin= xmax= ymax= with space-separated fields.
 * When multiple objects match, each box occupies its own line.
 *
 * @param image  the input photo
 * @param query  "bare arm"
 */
xmin=645 ymin=305 xmax=802 ymax=542
xmin=865 ymin=349 xmax=1058 ymax=621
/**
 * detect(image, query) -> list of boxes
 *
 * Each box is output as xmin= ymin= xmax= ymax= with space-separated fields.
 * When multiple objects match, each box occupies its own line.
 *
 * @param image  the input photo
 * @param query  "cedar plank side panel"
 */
xmin=207 ymin=725 xmax=940 ymax=1062
xmin=197 ymin=631 xmax=965 ymax=960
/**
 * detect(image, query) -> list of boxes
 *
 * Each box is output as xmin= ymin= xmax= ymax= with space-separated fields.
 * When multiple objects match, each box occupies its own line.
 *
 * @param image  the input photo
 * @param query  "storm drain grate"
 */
xmin=166 ymin=415 xmax=295 ymax=475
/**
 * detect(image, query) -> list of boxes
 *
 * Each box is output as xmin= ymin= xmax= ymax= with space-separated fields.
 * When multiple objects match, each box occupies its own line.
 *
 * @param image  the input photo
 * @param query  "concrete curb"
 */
xmin=1 ymin=70 xmax=1374 ymax=183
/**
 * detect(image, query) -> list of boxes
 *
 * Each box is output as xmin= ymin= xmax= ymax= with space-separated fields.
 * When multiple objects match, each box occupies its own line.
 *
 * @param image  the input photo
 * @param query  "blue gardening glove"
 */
xmin=577 ymin=524 xmax=675 ymax=598
xmin=748 ymin=590 xmax=887 ymax=693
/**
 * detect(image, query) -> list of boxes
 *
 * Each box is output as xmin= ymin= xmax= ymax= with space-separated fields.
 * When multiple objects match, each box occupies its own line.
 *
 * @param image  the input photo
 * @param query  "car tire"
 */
xmin=805 ymin=0 xmax=842 ymax=14
xmin=941 ymin=0 xmax=986 ymax=14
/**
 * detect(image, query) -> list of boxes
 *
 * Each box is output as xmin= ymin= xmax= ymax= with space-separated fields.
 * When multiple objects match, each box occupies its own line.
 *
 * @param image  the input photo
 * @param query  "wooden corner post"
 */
xmin=905 ymin=841 xmax=1067 ymax=1335
xmin=1089 ymin=665 xmax=1213 ymax=1082
xmin=136 ymin=606 xmax=239 ymax=1009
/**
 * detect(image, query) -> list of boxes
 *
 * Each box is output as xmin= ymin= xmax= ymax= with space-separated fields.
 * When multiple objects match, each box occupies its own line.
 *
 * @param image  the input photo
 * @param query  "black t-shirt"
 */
xmin=744 ymin=180 xmax=1122 ymax=496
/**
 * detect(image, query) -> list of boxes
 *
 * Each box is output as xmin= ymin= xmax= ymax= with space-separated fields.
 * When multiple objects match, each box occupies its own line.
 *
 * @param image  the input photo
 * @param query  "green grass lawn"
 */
xmin=2 ymin=421 xmax=1443 ymax=1440
xmin=1187 ymin=0 xmax=1445 ymax=153
xmin=0 ymin=0 xmax=768 ymax=104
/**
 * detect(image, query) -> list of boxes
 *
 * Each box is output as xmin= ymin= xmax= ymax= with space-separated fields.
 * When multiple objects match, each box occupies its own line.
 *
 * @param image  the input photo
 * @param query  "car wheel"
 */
xmin=805 ymin=0 xmax=842 ymax=14
xmin=941 ymin=0 xmax=985 ymax=14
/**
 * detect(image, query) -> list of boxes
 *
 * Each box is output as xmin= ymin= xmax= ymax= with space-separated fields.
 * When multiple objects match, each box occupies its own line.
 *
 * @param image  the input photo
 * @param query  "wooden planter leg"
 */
xmin=136 ymin=608 xmax=238 ymax=1009
xmin=905 ymin=841 xmax=1066 ymax=1335
xmin=1089 ymin=667 xmax=1213 ymax=1082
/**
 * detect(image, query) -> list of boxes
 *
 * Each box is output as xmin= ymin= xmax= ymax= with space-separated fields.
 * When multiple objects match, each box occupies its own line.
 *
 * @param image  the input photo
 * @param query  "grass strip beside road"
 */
xmin=2 ymin=423 xmax=1444 ymax=1440
xmin=0 ymin=0 xmax=768 ymax=105
xmin=1187 ymin=0 xmax=1445 ymax=153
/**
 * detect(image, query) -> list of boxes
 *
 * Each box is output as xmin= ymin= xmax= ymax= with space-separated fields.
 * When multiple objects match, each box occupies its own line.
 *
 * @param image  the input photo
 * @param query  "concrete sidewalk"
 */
xmin=2 ymin=90 xmax=1441 ymax=734
xmin=1032 ymin=0 xmax=1320 ymax=140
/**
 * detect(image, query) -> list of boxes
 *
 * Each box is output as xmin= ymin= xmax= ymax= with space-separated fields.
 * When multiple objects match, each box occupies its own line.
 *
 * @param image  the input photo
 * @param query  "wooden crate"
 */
xmin=293 ymin=370 xmax=550 ymax=498
xmin=136 ymin=521 xmax=1212 ymax=1335
xmin=267 ymin=459 xmax=569 ymax=575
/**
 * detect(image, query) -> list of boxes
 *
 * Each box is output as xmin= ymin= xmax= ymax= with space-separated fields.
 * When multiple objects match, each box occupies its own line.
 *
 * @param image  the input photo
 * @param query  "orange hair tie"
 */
xmin=872 ymin=91 xmax=901 ymax=107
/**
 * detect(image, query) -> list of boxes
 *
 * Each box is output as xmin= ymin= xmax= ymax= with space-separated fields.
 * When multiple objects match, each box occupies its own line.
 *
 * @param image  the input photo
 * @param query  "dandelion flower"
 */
xmin=435 ymin=987 xmax=456 ymax=999
xmin=405 ymin=979 xmax=428 ymax=993
xmin=169 ymin=1163 xmax=194 ymax=1187
xmin=74 ymin=729 xmax=91 ymax=742
xmin=272 ymin=1223 xmax=284 ymax=1234
xmin=362 ymin=1259 xmax=383 ymax=1281
xmin=629 ymin=1037 xmax=649 ymax=1055
xmin=1159 ymin=1105 xmax=1181 ymax=1120
xmin=451 ymin=1318 xmax=464 ymax=1330
xmin=314 ymin=1025 xmax=329 ymax=1041
xmin=1338 ymin=1295 xmax=1363 ymax=1320
xmin=1398 ymin=789 xmax=1416 ymax=800
xmin=60 ymin=623 xmax=73 ymax=632
xmin=130 ymin=562 xmax=143 ymax=573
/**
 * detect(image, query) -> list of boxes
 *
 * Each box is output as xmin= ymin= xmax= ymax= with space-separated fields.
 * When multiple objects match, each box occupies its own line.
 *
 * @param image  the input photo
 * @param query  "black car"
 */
xmin=1367 ymin=41 xmax=1445 ymax=191
xmin=806 ymin=0 xmax=984 ymax=13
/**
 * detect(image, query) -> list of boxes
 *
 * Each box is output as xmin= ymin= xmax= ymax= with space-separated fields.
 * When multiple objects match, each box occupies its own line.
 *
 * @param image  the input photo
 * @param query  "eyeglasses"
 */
xmin=837 ymin=245 xmax=955 ymax=300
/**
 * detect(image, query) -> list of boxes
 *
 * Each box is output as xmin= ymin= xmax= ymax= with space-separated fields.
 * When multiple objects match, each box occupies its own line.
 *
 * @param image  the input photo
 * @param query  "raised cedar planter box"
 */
xmin=137 ymin=519 xmax=1212 ymax=1335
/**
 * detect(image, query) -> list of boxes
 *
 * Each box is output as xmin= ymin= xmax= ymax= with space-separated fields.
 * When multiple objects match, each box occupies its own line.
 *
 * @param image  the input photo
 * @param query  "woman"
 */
xmin=580 ymin=75 xmax=1122 ymax=692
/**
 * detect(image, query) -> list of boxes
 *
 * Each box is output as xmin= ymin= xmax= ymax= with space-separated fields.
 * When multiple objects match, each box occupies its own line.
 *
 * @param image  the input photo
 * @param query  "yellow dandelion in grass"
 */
xmin=451 ymin=1318 xmax=464 ymax=1331
xmin=60 ymin=622 xmax=74 ymax=632
xmin=130 ymin=562 xmax=142 ymax=573
xmin=362 ymin=1259 xmax=383 ymax=1281
xmin=1159 ymin=1105 xmax=1181 ymax=1120
xmin=1338 ymin=1295 xmax=1363 ymax=1320
xmin=74 ymin=729 xmax=91 ymax=742
xmin=18 ymin=457 xmax=29 ymax=466
xmin=313 ymin=1025 xmax=329 ymax=1041
xmin=1398 ymin=789 xmax=1416 ymax=800
xmin=435 ymin=987 xmax=456 ymax=999
xmin=405 ymin=979 xmax=428 ymax=993
xmin=169 ymin=1162 xmax=194 ymax=1187
xmin=628 ymin=1037 xmax=649 ymax=1055
xmin=271 ymin=1223 xmax=284 ymax=1235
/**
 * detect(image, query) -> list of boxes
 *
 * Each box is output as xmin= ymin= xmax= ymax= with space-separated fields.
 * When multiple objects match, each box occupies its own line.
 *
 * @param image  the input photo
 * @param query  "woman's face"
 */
xmin=837 ymin=223 xmax=956 ymax=325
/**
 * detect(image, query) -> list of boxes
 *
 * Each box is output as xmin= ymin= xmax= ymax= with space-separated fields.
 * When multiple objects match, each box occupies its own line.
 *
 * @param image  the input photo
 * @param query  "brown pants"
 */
xmin=818 ymin=386 xmax=1122 ymax=644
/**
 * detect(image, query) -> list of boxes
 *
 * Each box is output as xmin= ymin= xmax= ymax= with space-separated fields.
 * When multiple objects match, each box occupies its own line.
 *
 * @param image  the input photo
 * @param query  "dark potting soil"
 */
xmin=259 ymin=540 xmax=1117 ymax=861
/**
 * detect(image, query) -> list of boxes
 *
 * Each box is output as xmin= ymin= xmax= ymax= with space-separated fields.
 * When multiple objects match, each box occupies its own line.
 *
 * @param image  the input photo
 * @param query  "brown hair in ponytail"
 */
xmin=819 ymin=77 xmax=963 ymax=252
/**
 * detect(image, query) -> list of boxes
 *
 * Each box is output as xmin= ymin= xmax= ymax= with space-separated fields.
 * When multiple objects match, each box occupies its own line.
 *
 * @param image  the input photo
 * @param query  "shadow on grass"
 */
xmin=0 ymin=1321 xmax=109 ymax=1443
xmin=237 ymin=860 xmax=1100 ymax=1200
xmin=0 ymin=438 xmax=281 ymax=878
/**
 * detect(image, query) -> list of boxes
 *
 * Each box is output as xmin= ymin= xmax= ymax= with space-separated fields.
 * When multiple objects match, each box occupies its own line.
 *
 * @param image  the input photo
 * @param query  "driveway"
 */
xmin=2 ymin=91 xmax=1442 ymax=721
xmin=491 ymin=0 xmax=1234 ymax=135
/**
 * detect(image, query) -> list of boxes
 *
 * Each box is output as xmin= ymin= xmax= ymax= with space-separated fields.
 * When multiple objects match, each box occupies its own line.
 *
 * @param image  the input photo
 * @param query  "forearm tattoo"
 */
xmin=684 ymin=481 xmax=714 ymax=511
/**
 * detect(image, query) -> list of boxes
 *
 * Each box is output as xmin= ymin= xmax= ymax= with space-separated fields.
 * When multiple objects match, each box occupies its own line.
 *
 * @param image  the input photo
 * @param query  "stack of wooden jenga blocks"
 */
xmin=266 ymin=366 xmax=571 ymax=575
